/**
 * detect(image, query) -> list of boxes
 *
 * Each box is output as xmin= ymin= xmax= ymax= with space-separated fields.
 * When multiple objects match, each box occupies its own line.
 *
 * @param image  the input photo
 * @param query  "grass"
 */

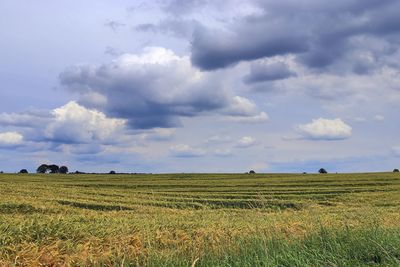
xmin=0 ymin=172 xmax=399 ymax=266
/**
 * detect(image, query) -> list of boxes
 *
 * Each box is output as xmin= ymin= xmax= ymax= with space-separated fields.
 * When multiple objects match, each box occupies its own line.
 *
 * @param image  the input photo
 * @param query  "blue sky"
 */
xmin=0 ymin=0 xmax=399 ymax=173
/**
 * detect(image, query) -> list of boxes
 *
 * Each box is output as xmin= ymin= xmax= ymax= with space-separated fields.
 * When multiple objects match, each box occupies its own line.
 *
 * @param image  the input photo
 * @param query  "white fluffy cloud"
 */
xmin=0 ymin=132 xmax=24 ymax=146
xmin=44 ymin=101 xmax=126 ymax=144
xmin=225 ymin=111 xmax=268 ymax=123
xmin=297 ymin=118 xmax=352 ymax=140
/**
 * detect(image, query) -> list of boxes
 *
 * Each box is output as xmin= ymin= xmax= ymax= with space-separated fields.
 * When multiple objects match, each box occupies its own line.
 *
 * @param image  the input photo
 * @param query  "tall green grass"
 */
xmin=145 ymin=227 xmax=400 ymax=267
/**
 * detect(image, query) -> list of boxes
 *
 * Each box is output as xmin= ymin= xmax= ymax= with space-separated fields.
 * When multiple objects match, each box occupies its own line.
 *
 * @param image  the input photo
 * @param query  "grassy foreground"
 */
xmin=0 ymin=172 xmax=399 ymax=266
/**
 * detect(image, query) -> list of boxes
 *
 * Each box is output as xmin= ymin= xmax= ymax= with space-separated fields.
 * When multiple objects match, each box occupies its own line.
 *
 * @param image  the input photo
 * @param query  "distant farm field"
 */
xmin=1 ymin=172 xmax=400 ymax=266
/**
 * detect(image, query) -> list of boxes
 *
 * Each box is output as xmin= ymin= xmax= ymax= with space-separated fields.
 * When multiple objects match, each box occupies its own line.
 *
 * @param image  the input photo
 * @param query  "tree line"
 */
xmin=36 ymin=164 xmax=69 ymax=174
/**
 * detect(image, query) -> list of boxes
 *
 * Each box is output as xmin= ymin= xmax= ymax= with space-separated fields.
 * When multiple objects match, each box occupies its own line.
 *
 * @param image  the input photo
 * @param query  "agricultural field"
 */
xmin=0 ymin=172 xmax=400 ymax=266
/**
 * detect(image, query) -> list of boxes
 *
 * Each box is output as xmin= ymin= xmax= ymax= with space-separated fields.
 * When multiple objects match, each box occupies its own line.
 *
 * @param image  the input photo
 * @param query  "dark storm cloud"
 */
xmin=243 ymin=61 xmax=296 ymax=84
xmin=191 ymin=24 xmax=308 ymax=70
xmin=190 ymin=0 xmax=400 ymax=71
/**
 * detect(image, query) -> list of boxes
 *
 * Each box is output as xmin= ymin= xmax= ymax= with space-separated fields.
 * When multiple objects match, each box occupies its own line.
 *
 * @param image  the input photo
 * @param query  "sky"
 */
xmin=0 ymin=0 xmax=400 ymax=173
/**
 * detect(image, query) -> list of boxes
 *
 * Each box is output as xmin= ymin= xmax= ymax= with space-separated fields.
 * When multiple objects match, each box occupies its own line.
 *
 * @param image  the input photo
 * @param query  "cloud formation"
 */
xmin=0 ymin=101 xmax=130 ymax=155
xmin=243 ymin=61 xmax=296 ymax=83
xmin=297 ymin=118 xmax=352 ymax=140
xmin=0 ymin=132 xmax=23 ymax=147
xmin=190 ymin=1 xmax=400 ymax=72
xmin=191 ymin=24 xmax=307 ymax=70
xmin=0 ymin=111 xmax=51 ymax=128
xmin=60 ymin=47 xmax=264 ymax=129
xmin=44 ymin=101 xmax=126 ymax=144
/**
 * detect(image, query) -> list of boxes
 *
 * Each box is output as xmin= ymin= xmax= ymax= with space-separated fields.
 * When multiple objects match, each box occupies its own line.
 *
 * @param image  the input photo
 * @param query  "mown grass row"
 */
xmin=1 ymin=172 xmax=399 ymax=211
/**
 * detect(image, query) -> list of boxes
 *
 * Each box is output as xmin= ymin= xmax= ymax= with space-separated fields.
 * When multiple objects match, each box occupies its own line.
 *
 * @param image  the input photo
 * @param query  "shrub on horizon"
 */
xmin=36 ymin=164 xmax=48 ymax=173
xmin=319 ymin=168 xmax=328 ymax=174
xmin=47 ymin=164 xmax=60 ymax=174
xmin=59 ymin=166 xmax=69 ymax=174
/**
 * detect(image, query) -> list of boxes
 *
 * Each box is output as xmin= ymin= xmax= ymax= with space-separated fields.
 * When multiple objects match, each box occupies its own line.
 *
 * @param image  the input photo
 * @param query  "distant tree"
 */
xmin=36 ymin=164 xmax=48 ymax=174
xmin=0 ymin=171 xmax=3 ymax=174
xmin=303 ymin=172 xmax=307 ymax=174
xmin=47 ymin=164 xmax=59 ymax=174
xmin=109 ymin=170 xmax=116 ymax=174
xmin=319 ymin=168 xmax=328 ymax=174
xmin=394 ymin=169 xmax=400 ymax=173
xmin=19 ymin=169 xmax=28 ymax=174
xmin=249 ymin=170 xmax=256 ymax=174
xmin=59 ymin=166 xmax=69 ymax=174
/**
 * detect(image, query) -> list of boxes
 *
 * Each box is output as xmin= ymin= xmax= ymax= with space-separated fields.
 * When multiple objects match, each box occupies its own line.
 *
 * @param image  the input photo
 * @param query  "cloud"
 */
xmin=0 ymin=102 xmax=127 ymax=149
xmin=44 ymin=101 xmax=126 ymax=144
xmin=191 ymin=24 xmax=307 ymax=70
xmin=0 ymin=110 xmax=52 ymax=128
xmin=169 ymin=144 xmax=206 ymax=157
xmin=243 ymin=61 xmax=296 ymax=83
xmin=224 ymin=112 xmax=268 ymax=123
xmin=0 ymin=132 xmax=23 ymax=147
xmin=297 ymin=118 xmax=352 ymax=140
xmin=189 ymin=1 xmax=400 ymax=71
xmin=60 ymin=47 xmax=263 ymax=129
xmin=236 ymin=136 xmax=256 ymax=148
xmin=222 ymin=96 xmax=269 ymax=123
xmin=223 ymin=96 xmax=258 ymax=116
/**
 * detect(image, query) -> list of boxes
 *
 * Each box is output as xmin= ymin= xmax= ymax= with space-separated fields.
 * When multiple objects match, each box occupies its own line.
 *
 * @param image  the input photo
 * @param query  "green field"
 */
xmin=1 ymin=172 xmax=400 ymax=266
